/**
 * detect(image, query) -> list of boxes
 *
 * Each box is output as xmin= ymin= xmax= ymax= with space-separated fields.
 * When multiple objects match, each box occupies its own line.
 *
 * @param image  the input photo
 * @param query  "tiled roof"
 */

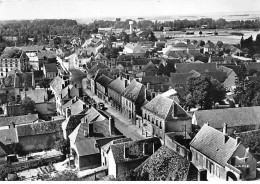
xmin=210 ymin=56 xmax=224 ymax=63
xmin=75 ymin=138 xmax=100 ymax=156
xmin=150 ymin=84 xmax=171 ymax=93
xmin=141 ymin=75 xmax=170 ymax=85
xmin=33 ymin=70 xmax=44 ymax=79
xmin=0 ymin=128 xmax=18 ymax=145
xmin=62 ymin=97 xmax=86 ymax=115
xmin=117 ymin=55 xmax=135 ymax=62
xmin=107 ymin=77 xmax=126 ymax=94
xmin=218 ymin=64 xmax=241 ymax=75
xmin=96 ymin=74 xmax=113 ymax=87
xmin=69 ymin=122 xmax=89 ymax=144
xmin=204 ymin=41 xmax=215 ymax=48
xmin=101 ymin=138 xmax=132 ymax=153
xmin=0 ymin=141 xmax=11 ymax=157
xmin=173 ymin=42 xmax=187 ymax=48
xmin=82 ymin=107 xmax=106 ymax=124
xmin=134 ymin=145 xmax=190 ymax=181
xmin=62 ymin=114 xmax=86 ymax=131
xmin=245 ymin=62 xmax=260 ymax=71
xmin=4 ymin=72 xmax=34 ymax=88
xmin=110 ymin=137 xmax=161 ymax=163
xmin=176 ymin=63 xmax=217 ymax=73
xmin=170 ymin=71 xmax=201 ymax=85
xmin=143 ymin=94 xmax=190 ymax=120
xmin=20 ymin=89 xmax=48 ymax=103
xmin=193 ymin=106 xmax=260 ymax=129
xmin=0 ymin=114 xmax=39 ymax=127
xmin=37 ymin=50 xmax=56 ymax=60
xmin=17 ymin=119 xmax=64 ymax=137
xmin=201 ymin=71 xmax=227 ymax=82
xmin=88 ymin=63 xmax=109 ymax=76
xmin=190 ymin=124 xmax=238 ymax=166
xmin=50 ymin=76 xmax=64 ymax=94
xmin=166 ymin=51 xmax=181 ymax=58
xmin=122 ymin=79 xmax=146 ymax=103
xmin=43 ymin=63 xmax=58 ymax=73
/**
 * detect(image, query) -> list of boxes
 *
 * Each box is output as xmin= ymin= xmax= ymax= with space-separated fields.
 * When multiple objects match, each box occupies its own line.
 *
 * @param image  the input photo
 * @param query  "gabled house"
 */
xmin=141 ymin=94 xmax=192 ymax=142
xmin=62 ymin=114 xmax=86 ymax=139
xmin=68 ymin=117 xmax=124 ymax=170
xmin=123 ymin=43 xmax=146 ymax=54
xmin=121 ymin=79 xmax=146 ymax=124
xmin=170 ymin=70 xmax=201 ymax=89
xmin=218 ymin=65 xmax=237 ymax=91
xmin=0 ymin=114 xmax=39 ymax=129
xmin=203 ymin=41 xmax=216 ymax=55
xmin=107 ymin=76 xmax=128 ymax=111
xmin=96 ymin=74 xmax=113 ymax=101
xmin=104 ymin=137 xmax=161 ymax=178
xmin=43 ymin=63 xmax=58 ymax=79
xmin=61 ymin=96 xmax=86 ymax=117
xmin=192 ymin=106 xmax=260 ymax=135
xmin=134 ymin=61 xmax=158 ymax=77
xmin=190 ymin=124 xmax=256 ymax=181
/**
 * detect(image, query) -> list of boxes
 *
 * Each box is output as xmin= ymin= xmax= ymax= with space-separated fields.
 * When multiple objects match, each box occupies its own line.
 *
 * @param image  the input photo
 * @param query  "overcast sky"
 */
xmin=0 ymin=0 xmax=259 ymax=20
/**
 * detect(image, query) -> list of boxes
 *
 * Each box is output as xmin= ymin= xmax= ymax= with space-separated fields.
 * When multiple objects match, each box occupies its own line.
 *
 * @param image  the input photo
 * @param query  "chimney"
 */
xmin=143 ymin=143 xmax=147 ymax=155
xmin=109 ymin=116 xmax=115 ymax=136
xmin=66 ymin=107 xmax=71 ymax=119
xmin=84 ymin=130 xmax=88 ymax=137
xmin=93 ymin=103 xmax=97 ymax=109
xmin=88 ymin=123 xmax=93 ymax=137
xmin=146 ymin=83 xmax=150 ymax=90
xmin=88 ymin=104 xmax=92 ymax=109
xmin=205 ymin=122 xmax=209 ymax=126
xmin=223 ymin=123 xmax=227 ymax=135
xmin=152 ymin=143 xmax=155 ymax=153
xmin=124 ymin=79 xmax=128 ymax=88
xmin=68 ymin=87 xmax=71 ymax=98
xmin=236 ymin=136 xmax=241 ymax=145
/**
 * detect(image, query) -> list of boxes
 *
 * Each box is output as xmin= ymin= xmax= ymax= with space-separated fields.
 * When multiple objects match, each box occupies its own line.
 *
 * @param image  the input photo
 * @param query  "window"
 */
xmin=216 ymin=166 xmax=220 ymax=177
xmin=159 ymin=121 xmax=162 ymax=129
xmin=144 ymin=113 xmax=147 ymax=119
xmin=10 ymin=64 xmax=12 ymax=67
xmin=126 ymin=100 xmax=128 ymax=106
xmin=0 ymin=73 xmax=2 ymax=76
xmin=6 ymin=68 xmax=8 ymax=72
xmin=246 ymin=168 xmax=250 ymax=175
xmin=156 ymin=120 xmax=158 ymax=126
xmin=148 ymin=115 xmax=150 ymax=121
xmin=195 ymin=151 xmax=198 ymax=160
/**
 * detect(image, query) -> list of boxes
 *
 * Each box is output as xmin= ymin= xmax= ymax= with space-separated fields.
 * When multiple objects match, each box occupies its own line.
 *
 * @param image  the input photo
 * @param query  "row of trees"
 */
xmin=241 ymin=34 xmax=260 ymax=55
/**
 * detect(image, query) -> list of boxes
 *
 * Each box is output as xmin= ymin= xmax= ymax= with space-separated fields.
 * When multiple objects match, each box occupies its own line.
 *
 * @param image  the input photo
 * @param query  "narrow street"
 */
xmin=64 ymin=59 xmax=146 ymax=141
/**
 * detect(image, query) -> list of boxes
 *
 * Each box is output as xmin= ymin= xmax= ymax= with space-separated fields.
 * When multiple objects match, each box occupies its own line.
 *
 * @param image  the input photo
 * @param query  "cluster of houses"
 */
xmin=0 ymin=27 xmax=260 ymax=181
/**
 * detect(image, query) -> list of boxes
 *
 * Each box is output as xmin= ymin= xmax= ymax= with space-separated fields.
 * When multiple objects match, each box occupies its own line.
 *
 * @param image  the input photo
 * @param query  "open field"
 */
xmin=155 ymin=29 xmax=260 ymax=44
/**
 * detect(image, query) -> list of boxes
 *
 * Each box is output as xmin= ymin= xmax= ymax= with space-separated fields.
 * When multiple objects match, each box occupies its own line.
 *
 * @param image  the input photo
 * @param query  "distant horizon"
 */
xmin=0 ymin=0 xmax=260 ymax=21
xmin=0 ymin=10 xmax=260 ymax=23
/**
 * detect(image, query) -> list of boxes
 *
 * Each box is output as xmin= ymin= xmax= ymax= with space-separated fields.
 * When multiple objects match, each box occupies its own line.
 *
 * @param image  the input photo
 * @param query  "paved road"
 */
xmin=64 ymin=54 xmax=145 ymax=141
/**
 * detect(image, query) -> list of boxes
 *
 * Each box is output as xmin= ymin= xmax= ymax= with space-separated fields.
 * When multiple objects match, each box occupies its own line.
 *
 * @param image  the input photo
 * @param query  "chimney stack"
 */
xmin=125 ymin=79 xmax=128 ymax=88
xmin=88 ymin=123 xmax=93 ymax=137
xmin=109 ymin=116 xmax=115 ymax=136
xmin=65 ymin=107 xmax=71 ymax=119
xmin=236 ymin=136 xmax=241 ymax=145
xmin=223 ymin=123 xmax=227 ymax=135
xmin=146 ymin=83 xmax=150 ymax=90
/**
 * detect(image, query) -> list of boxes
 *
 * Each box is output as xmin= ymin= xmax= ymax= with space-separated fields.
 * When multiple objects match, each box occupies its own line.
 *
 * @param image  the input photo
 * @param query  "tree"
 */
xmin=210 ymin=78 xmax=226 ymax=105
xmin=186 ymin=75 xmax=225 ymax=109
xmin=55 ymin=138 xmax=70 ymax=156
xmin=21 ymin=97 xmax=35 ymax=114
xmin=53 ymin=36 xmax=62 ymax=45
xmin=8 ymin=143 xmax=25 ymax=156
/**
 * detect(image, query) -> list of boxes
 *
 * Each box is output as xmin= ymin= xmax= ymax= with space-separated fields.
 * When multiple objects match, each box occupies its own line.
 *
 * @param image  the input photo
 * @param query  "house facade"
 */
xmin=190 ymin=124 xmax=256 ymax=181
xmin=141 ymin=94 xmax=192 ymax=142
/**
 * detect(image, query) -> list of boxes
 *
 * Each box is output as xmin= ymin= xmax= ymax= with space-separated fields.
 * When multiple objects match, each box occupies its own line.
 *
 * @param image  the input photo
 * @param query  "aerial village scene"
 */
xmin=0 ymin=0 xmax=260 ymax=181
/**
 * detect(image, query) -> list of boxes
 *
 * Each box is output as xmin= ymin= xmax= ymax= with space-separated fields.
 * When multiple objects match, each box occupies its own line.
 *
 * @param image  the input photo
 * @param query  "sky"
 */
xmin=0 ymin=0 xmax=260 ymax=20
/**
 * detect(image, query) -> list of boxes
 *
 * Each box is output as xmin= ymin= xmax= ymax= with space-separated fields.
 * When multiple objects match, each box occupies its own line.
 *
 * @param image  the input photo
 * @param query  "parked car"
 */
xmin=98 ymin=102 xmax=106 ymax=110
